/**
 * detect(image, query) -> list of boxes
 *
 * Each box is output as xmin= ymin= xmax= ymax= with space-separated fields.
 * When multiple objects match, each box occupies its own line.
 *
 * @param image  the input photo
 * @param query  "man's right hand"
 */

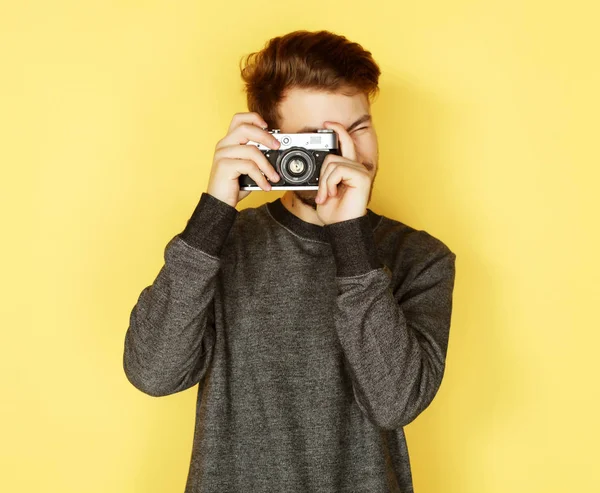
xmin=206 ymin=112 xmax=282 ymax=208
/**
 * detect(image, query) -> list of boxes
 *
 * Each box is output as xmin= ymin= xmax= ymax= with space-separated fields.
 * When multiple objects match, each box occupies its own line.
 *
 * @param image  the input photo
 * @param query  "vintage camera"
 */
xmin=239 ymin=129 xmax=340 ymax=190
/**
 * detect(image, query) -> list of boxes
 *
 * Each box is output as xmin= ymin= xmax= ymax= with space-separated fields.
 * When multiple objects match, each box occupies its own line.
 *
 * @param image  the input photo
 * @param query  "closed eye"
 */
xmin=351 ymin=126 xmax=369 ymax=133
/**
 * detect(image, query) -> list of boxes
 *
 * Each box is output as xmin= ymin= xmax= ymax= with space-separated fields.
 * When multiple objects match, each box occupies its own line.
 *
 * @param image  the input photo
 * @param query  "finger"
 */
xmin=228 ymin=112 xmax=268 ymax=133
xmin=323 ymin=121 xmax=357 ymax=162
xmin=316 ymin=154 xmax=336 ymax=204
xmin=217 ymin=123 xmax=281 ymax=151
xmin=326 ymin=164 xmax=368 ymax=196
xmin=324 ymin=163 xmax=344 ymax=197
xmin=221 ymin=158 xmax=272 ymax=191
xmin=215 ymin=144 xmax=280 ymax=182
xmin=318 ymin=161 xmax=342 ymax=202
xmin=318 ymin=158 xmax=360 ymax=202
xmin=318 ymin=153 xmax=336 ymax=180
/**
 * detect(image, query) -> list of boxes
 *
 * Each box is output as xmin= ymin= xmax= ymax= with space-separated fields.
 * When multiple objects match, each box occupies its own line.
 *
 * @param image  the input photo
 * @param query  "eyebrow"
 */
xmin=297 ymin=114 xmax=371 ymax=133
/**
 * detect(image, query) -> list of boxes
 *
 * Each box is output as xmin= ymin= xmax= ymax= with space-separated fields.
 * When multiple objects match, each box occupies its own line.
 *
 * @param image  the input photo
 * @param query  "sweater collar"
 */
xmin=265 ymin=197 xmax=382 ymax=243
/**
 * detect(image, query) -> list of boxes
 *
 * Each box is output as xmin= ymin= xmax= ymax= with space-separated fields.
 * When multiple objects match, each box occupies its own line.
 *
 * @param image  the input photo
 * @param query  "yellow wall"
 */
xmin=2 ymin=1 xmax=598 ymax=492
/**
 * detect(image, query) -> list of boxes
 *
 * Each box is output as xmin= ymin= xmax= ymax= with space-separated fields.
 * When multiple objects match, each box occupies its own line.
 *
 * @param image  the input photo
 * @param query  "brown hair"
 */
xmin=239 ymin=30 xmax=381 ymax=128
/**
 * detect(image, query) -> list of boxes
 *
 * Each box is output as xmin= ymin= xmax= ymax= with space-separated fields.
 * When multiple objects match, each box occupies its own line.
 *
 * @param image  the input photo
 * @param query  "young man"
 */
xmin=123 ymin=30 xmax=457 ymax=493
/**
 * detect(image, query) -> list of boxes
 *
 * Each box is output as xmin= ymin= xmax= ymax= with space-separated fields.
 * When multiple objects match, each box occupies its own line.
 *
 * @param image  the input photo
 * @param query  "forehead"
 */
xmin=277 ymin=87 xmax=370 ymax=132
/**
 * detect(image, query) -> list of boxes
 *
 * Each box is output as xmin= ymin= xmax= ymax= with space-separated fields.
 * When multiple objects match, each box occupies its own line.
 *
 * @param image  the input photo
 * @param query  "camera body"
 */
xmin=239 ymin=129 xmax=340 ymax=190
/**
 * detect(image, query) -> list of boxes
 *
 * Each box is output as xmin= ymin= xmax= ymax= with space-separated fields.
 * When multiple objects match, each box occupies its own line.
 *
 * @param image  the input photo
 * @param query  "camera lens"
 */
xmin=278 ymin=149 xmax=315 ymax=184
xmin=287 ymin=157 xmax=306 ymax=175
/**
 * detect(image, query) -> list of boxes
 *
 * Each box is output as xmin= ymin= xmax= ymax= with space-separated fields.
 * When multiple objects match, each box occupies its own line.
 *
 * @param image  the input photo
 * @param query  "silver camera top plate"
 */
xmin=247 ymin=128 xmax=339 ymax=151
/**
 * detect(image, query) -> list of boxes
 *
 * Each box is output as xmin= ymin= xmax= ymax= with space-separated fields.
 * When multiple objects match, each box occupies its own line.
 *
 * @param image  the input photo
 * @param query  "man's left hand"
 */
xmin=315 ymin=121 xmax=374 ymax=225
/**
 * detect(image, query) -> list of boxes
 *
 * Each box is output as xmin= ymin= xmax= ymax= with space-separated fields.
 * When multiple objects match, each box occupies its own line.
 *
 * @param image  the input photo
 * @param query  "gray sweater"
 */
xmin=123 ymin=192 xmax=457 ymax=493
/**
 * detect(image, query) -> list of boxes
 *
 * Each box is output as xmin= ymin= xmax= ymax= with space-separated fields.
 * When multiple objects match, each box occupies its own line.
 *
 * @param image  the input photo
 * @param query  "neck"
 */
xmin=280 ymin=191 xmax=325 ymax=226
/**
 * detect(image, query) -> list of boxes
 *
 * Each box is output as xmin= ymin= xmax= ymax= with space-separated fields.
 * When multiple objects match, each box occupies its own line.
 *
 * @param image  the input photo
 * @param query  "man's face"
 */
xmin=275 ymin=86 xmax=379 ymax=210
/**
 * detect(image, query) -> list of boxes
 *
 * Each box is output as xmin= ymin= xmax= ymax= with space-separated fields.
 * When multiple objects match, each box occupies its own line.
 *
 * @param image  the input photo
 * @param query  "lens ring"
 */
xmin=277 ymin=149 xmax=316 ymax=183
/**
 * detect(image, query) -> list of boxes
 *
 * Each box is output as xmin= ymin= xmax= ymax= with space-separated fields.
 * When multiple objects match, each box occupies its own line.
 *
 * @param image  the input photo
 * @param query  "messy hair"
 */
xmin=239 ymin=30 xmax=381 ymax=128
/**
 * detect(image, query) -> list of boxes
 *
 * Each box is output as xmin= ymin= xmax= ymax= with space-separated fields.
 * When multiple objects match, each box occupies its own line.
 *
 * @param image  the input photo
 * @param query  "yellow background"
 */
xmin=2 ymin=1 xmax=598 ymax=492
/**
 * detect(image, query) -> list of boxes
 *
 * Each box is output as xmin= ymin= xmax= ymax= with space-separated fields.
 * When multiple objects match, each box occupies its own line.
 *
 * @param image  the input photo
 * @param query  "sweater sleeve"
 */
xmin=122 ymin=192 xmax=238 ymax=397
xmin=324 ymin=214 xmax=457 ymax=430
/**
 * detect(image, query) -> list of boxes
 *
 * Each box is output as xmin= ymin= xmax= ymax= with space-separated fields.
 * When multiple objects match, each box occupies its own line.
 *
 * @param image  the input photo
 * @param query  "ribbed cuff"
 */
xmin=324 ymin=213 xmax=383 ymax=277
xmin=179 ymin=192 xmax=239 ymax=256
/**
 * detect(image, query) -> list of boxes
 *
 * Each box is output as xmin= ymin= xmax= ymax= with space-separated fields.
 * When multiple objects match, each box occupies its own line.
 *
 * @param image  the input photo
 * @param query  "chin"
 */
xmin=293 ymin=190 xmax=318 ymax=210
